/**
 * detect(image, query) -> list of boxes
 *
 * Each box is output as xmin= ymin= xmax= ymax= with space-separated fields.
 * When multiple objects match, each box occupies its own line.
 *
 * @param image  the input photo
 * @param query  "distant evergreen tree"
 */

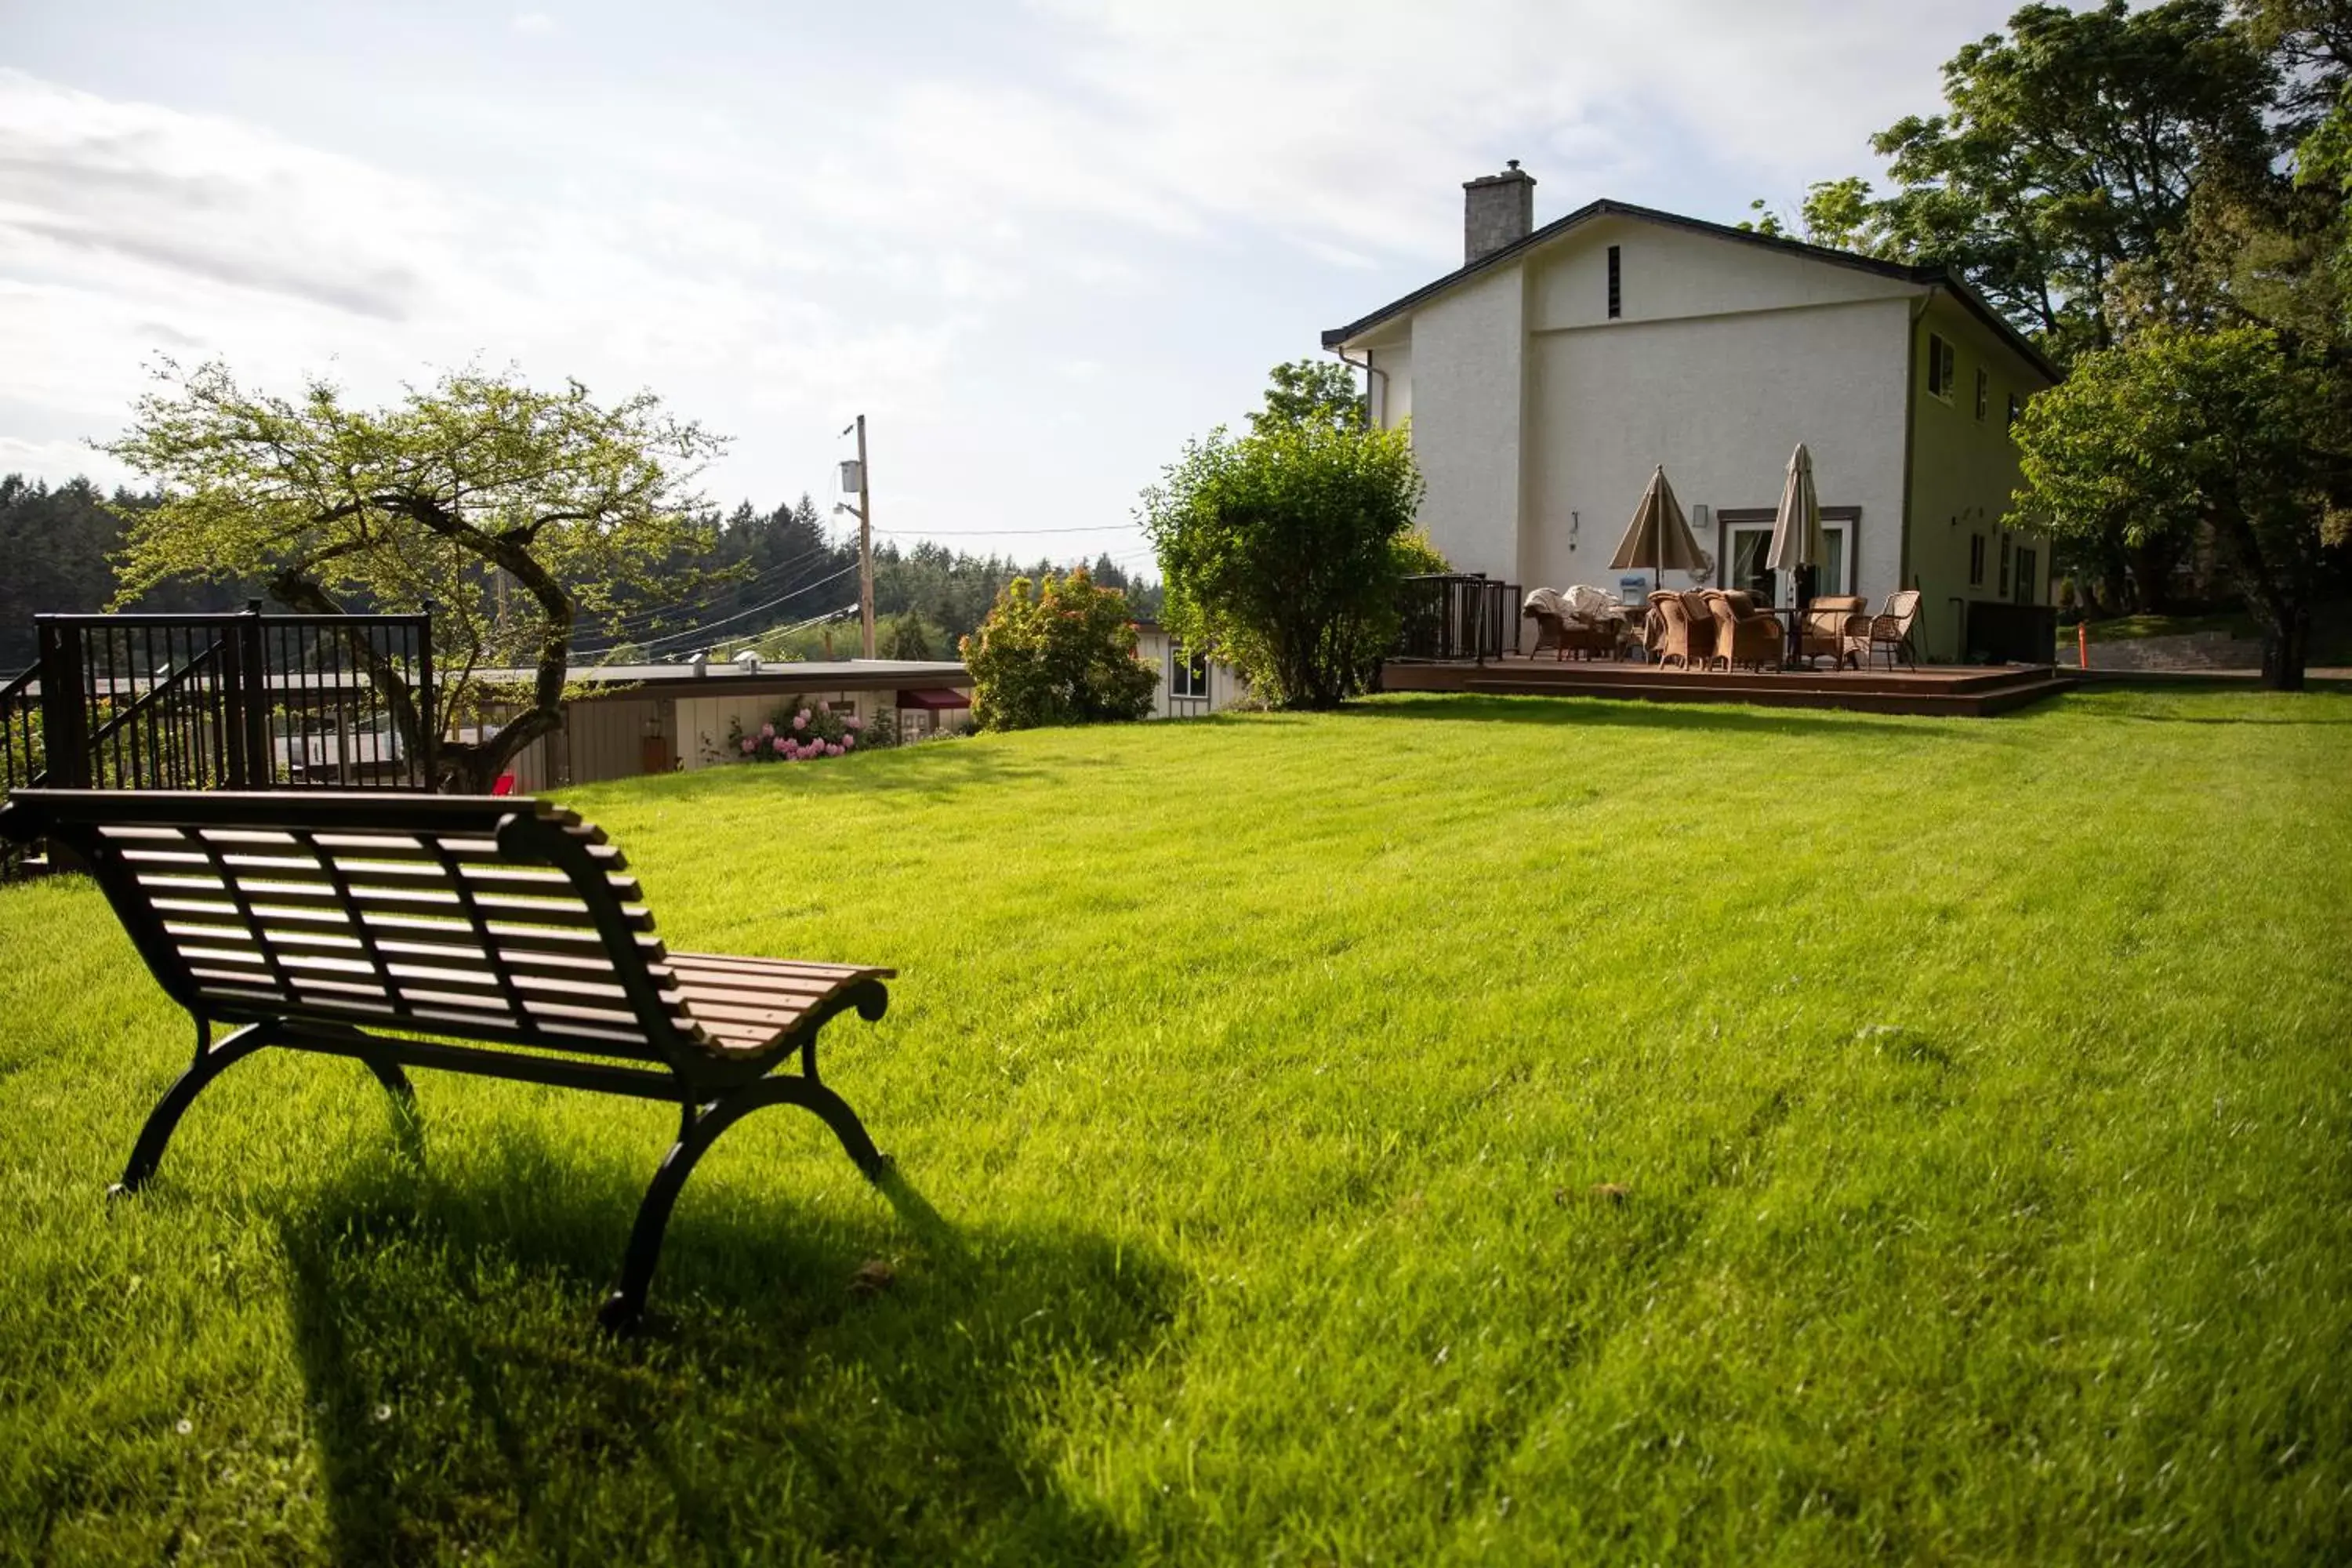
xmin=885 ymin=611 xmax=935 ymax=660
xmin=0 ymin=475 xmax=247 ymax=670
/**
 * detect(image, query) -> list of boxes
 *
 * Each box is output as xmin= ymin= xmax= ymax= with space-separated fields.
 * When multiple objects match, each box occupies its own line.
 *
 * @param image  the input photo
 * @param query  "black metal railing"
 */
xmin=1393 ymin=574 xmax=1523 ymax=663
xmin=2 ymin=605 xmax=435 ymax=882
xmin=1 ymin=665 xmax=38 ymax=881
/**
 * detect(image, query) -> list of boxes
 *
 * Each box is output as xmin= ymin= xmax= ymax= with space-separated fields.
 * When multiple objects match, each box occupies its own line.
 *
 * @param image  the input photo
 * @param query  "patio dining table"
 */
xmin=1751 ymin=604 xmax=1857 ymax=671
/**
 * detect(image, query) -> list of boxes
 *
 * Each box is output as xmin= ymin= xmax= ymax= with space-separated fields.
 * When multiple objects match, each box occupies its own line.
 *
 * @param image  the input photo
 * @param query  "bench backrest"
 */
xmin=0 ymin=789 xmax=706 ymax=1062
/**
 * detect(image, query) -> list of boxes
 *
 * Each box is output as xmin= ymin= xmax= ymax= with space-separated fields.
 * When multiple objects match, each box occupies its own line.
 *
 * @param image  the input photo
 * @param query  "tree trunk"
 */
xmin=434 ymin=720 xmax=561 ymax=793
xmin=2259 ymin=604 xmax=2310 ymax=692
xmin=2127 ymin=537 xmax=2176 ymax=615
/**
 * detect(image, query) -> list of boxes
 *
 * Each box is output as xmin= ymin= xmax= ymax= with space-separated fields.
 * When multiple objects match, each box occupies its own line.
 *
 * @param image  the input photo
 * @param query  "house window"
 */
xmin=1969 ymin=532 xmax=1986 ymax=586
xmin=1998 ymin=536 xmax=2013 ymax=597
xmin=1975 ymin=368 xmax=1990 ymax=421
xmin=1171 ymin=645 xmax=1209 ymax=700
xmin=1725 ymin=517 xmax=1853 ymax=601
xmin=1927 ymin=333 xmax=1955 ymax=401
xmin=1606 ymin=245 xmax=1621 ymax=319
xmin=2014 ymin=546 xmax=2038 ymax=605
xmin=2006 ymin=391 xmax=2024 ymax=430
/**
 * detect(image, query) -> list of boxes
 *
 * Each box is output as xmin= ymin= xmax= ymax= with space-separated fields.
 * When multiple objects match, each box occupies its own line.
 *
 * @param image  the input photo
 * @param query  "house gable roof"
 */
xmin=1321 ymin=198 xmax=2061 ymax=385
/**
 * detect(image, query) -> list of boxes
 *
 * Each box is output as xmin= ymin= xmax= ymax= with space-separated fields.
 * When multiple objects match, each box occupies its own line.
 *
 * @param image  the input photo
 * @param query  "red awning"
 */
xmin=896 ymin=688 xmax=971 ymax=711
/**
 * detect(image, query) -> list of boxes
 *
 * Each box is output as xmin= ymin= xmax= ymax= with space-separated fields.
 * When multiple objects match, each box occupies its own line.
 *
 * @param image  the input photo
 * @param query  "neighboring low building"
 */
xmin=474 ymin=658 xmax=975 ymax=789
xmin=1130 ymin=621 xmax=1249 ymax=717
xmin=1322 ymin=164 xmax=2063 ymax=662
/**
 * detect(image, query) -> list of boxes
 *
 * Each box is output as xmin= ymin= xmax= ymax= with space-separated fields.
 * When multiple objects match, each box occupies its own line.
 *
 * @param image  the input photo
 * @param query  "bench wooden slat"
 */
xmin=164 ymin=927 xmax=645 ymax=1008
xmin=666 ymin=975 xmax=846 ymax=1003
xmin=138 ymin=865 xmax=630 ymax=907
xmin=171 ymin=851 xmax=644 ymax=898
xmin=135 ymin=874 xmax=655 ymax=932
xmin=680 ymin=999 xmax=813 ymax=1029
xmin=155 ymin=903 xmax=666 ymax=964
xmin=666 ymin=952 xmax=887 ymax=980
xmin=364 ymin=913 xmax=667 ymax=960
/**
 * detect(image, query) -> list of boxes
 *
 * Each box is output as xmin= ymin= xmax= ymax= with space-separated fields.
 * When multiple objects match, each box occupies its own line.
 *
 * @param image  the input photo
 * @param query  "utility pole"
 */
xmin=853 ymin=415 xmax=875 ymax=659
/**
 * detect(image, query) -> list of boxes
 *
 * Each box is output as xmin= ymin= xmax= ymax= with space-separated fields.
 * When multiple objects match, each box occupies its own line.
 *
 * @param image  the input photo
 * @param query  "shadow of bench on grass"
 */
xmin=276 ymin=1133 xmax=1178 ymax=1565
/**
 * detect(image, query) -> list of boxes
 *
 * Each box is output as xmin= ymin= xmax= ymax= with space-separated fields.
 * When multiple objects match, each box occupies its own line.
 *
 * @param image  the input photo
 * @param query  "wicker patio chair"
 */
xmin=1798 ymin=594 xmax=1868 ymax=670
xmin=1641 ymin=592 xmax=1677 ymax=663
xmin=1700 ymin=589 xmax=1782 ymax=672
xmin=1674 ymin=591 xmax=1721 ymax=672
xmin=1850 ymin=590 xmax=1923 ymax=670
xmin=1649 ymin=593 xmax=1687 ymax=667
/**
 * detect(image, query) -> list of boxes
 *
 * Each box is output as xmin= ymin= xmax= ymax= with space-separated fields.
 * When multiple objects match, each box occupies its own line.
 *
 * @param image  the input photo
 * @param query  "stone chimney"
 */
xmin=1464 ymin=160 xmax=1536 ymax=265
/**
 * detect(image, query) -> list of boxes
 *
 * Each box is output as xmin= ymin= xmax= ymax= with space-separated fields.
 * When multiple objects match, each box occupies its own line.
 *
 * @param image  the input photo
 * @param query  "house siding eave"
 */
xmin=1322 ymin=198 xmax=2063 ymax=387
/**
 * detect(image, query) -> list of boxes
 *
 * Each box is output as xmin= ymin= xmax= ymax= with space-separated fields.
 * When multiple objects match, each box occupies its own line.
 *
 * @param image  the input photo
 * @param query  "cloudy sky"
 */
xmin=2 ymin=0 xmax=2020 ymax=568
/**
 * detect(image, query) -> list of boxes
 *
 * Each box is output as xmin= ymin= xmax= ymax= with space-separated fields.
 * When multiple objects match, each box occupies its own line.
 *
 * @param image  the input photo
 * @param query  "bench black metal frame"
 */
xmin=0 ymin=788 xmax=895 ymax=1332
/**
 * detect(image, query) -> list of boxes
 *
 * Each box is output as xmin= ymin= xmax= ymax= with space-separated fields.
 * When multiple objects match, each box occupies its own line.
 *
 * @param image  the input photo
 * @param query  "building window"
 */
xmin=1606 ymin=245 xmax=1621 ymax=319
xmin=2014 ymin=546 xmax=2038 ymax=605
xmin=1927 ymin=333 xmax=1955 ymax=401
xmin=1969 ymin=532 xmax=1986 ymax=586
xmin=1998 ymin=536 xmax=2013 ymax=597
xmin=1171 ymin=645 xmax=1209 ymax=699
xmin=2006 ymin=391 xmax=2024 ymax=430
xmin=1975 ymin=368 xmax=1990 ymax=421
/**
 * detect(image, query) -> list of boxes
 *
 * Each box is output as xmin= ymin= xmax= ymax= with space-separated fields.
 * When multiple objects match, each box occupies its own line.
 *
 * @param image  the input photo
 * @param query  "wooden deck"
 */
xmin=1379 ymin=655 xmax=2075 ymax=717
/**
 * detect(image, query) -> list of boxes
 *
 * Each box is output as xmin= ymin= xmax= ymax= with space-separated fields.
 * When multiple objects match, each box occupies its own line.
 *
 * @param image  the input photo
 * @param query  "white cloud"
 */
xmin=511 ymin=12 xmax=559 ymax=38
xmin=0 ymin=67 xmax=977 ymax=506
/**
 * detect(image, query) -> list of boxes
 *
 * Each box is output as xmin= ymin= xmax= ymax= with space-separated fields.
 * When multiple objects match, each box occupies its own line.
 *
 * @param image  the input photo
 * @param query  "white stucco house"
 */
xmin=1323 ymin=163 xmax=2063 ymax=663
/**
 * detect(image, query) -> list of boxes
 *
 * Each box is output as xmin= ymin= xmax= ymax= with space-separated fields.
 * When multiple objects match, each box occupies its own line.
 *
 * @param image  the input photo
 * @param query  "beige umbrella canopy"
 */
xmin=1766 ymin=443 xmax=1824 ymax=581
xmin=1608 ymin=465 xmax=1707 ymax=591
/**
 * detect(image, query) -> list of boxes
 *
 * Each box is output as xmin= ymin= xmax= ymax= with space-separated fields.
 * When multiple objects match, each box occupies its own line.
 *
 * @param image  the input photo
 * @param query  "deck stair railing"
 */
xmin=0 ymin=604 xmax=434 ymax=882
xmin=0 ymin=665 xmax=38 ymax=882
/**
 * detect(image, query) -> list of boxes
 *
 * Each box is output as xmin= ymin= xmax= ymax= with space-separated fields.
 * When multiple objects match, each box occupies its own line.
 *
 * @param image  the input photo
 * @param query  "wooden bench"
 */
xmin=0 ymin=788 xmax=895 ymax=1332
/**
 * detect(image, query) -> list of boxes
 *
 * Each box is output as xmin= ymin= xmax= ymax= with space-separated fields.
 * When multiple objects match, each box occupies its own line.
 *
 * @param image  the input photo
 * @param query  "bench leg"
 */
xmin=598 ymin=1074 xmax=889 ymax=1334
xmin=111 ymin=1021 xmax=274 ymax=1199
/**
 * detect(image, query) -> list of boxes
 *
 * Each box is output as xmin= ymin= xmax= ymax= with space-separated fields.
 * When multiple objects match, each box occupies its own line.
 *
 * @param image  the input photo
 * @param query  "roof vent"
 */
xmin=1463 ymin=160 xmax=1536 ymax=265
xmin=732 ymin=648 xmax=762 ymax=674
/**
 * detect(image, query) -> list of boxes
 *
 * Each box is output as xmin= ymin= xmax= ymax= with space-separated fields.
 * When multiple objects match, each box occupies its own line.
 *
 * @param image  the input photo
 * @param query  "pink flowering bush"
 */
xmin=724 ymin=698 xmax=872 ymax=764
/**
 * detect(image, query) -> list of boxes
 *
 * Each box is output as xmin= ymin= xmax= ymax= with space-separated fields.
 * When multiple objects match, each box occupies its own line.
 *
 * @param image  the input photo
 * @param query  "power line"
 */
xmin=579 ymin=601 xmax=862 ymax=670
xmin=873 ymin=524 xmax=1142 ymax=538
xmin=586 ymin=538 xmax=852 ymax=635
xmin=572 ymin=561 xmax=863 ymax=657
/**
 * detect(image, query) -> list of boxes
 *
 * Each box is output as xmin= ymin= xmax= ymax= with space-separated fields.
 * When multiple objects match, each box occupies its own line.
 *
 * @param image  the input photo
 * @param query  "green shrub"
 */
xmin=1142 ymin=412 xmax=1428 ymax=710
xmin=959 ymin=569 xmax=1156 ymax=731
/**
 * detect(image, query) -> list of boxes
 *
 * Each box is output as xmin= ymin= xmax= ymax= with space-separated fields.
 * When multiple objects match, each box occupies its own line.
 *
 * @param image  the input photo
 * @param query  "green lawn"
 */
xmin=2 ymin=688 xmax=2349 ymax=1564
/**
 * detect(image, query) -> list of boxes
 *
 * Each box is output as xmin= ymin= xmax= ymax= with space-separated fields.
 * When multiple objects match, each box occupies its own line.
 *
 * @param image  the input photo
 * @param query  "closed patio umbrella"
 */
xmin=1766 ymin=443 xmax=1824 ymax=664
xmin=1607 ymin=465 xmax=1705 ymax=595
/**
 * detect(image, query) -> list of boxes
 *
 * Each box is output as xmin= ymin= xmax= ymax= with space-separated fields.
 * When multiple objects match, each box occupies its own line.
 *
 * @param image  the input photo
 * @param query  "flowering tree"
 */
xmin=103 ymin=361 xmax=724 ymax=790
